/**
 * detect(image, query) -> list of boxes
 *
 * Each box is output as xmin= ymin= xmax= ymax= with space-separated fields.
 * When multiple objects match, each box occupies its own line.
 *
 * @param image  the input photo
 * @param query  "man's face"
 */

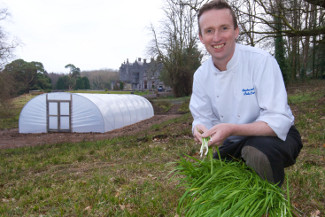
xmin=199 ymin=9 xmax=239 ymax=70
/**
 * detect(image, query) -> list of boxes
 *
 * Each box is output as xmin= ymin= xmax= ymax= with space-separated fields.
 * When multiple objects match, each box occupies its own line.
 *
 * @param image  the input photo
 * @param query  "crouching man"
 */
xmin=190 ymin=0 xmax=303 ymax=186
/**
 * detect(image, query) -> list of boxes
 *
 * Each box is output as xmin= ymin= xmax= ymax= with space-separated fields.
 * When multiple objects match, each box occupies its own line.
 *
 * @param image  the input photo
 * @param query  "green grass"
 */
xmin=0 ymin=114 xmax=195 ymax=216
xmin=284 ymin=81 xmax=325 ymax=216
xmin=0 ymin=80 xmax=324 ymax=216
xmin=174 ymin=150 xmax=293 ymax=216
xmin=151 ymin=96 xmax=190 ymax=114
xmin=0 ymin=94 xmax=37 ymax=130
xmin=151 ymin=100 xmax=173 ymax=113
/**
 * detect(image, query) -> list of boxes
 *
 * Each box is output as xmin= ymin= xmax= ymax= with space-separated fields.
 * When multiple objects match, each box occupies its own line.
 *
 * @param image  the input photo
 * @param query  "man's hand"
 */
xmin=202 ymin=123 xmax=235 ymax=146
xmin=193 ymin=124 xmax=208 ymax=144
xmin=201 ymin=121 xmax=276 ymax=146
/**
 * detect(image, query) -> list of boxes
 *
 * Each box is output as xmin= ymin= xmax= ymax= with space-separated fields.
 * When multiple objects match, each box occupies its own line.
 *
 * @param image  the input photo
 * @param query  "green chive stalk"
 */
xmin=173 ymin=146 xmax=293 ymax=217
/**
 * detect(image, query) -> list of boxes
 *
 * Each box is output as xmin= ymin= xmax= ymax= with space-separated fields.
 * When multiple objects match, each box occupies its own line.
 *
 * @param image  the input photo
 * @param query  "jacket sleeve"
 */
xmin=254 ymin=55 xmax=294 ymax=141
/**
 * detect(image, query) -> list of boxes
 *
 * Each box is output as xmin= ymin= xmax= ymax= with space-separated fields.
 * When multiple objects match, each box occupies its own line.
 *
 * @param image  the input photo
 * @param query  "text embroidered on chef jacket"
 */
xmin=242 ymin=88 xmax=255 ymax=96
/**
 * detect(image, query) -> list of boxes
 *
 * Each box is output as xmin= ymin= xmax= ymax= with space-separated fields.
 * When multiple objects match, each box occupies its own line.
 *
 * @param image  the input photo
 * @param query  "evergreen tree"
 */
xmin=3 ymin=59 xmax=52 ymax=94
xmin=274 ymin=4 xmax=288 ymax=84
xmin=56 ymin=76 xmax=70 ymax=90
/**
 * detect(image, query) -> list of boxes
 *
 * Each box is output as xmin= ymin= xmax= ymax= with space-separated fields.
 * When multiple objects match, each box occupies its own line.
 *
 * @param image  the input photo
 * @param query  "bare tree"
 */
xmin=0 ymin=7 xmax=18 ymax=111
xmin=232 ymin=0 xmax=325 ymax=38
xmin=158 ymin=0 xmax=324 ymax=81
xmin=148 ymin=0 xmax=204 ymax=97
xmin=229 ymin=0 xmax=324 ymax=80
xmin=81 ymin=69 xmax=118 ymax=90
xmin=0 ymin=70 xmax=15 ymax=115
xmin=304 ymin=0 xmax=325 ymax=7
xmin=0 ymin=8 xmax=17 ymax=69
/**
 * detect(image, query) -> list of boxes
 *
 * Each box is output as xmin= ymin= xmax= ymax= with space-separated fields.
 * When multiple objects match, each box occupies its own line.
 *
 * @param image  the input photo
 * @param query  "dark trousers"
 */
xmin=214 ymin=126 xmax=303 ymax=186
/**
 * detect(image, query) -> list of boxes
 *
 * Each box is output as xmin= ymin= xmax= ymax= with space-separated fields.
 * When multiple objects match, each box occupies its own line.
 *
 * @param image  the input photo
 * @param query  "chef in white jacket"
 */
xmin=190 ymin=0 xmax=303 ymax=186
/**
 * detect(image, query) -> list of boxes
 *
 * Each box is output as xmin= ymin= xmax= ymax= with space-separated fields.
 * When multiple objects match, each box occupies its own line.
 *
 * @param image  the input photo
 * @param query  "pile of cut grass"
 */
xmin=173 ymin=149 xmax=293 ymax=217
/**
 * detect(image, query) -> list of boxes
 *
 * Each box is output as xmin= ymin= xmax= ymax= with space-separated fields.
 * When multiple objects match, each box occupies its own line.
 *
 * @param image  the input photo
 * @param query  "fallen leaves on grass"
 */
xmin=310 ymin=209 xmax=321 ymax=217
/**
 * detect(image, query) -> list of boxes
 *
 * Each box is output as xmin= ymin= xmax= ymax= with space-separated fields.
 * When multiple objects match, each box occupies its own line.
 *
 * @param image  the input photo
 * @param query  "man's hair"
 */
xmin=198 ymin=0 xmax=238 ymax=35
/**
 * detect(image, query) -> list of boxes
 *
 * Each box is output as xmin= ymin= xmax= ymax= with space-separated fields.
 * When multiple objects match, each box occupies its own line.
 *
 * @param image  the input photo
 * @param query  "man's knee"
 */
xmin=241 ymin=146 xmax=275 ymax=183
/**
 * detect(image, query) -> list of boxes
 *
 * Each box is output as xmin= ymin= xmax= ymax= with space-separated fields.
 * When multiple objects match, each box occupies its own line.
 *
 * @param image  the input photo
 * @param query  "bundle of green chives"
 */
xmin=173 ymin=148 xmax=293 ymax=217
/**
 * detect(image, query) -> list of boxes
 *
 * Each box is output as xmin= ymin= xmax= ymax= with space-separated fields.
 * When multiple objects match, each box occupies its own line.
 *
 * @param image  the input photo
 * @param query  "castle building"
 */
xmin=119 ymin=58 xmax=165 ymax=91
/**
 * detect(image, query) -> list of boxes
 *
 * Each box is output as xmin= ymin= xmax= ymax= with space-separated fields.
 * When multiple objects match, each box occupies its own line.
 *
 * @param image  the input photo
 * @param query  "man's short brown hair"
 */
xmin=198 ymin=0 xmax=238 ymax=35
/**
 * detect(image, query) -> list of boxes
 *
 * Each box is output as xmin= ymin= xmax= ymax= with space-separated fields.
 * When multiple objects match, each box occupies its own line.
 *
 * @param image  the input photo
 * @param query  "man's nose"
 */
xmin=213 ymin=30 xmax=221 ymax=41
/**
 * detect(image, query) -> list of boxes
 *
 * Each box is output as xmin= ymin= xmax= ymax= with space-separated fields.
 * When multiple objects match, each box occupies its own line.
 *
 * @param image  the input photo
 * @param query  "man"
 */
xmin=189 ymin=0 xmax=302 ymax=186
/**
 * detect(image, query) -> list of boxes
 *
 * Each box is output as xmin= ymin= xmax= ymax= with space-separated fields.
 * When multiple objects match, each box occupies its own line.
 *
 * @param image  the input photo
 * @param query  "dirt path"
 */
xmin=0 ymin=114 xmax=182 ymax=149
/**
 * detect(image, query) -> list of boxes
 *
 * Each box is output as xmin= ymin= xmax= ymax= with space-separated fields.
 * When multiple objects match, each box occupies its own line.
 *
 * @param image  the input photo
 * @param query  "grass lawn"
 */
xmin=0 ymin=94 xmax=36 ymax=130
xmin=0 ymin=80 xmax=324 ymax=216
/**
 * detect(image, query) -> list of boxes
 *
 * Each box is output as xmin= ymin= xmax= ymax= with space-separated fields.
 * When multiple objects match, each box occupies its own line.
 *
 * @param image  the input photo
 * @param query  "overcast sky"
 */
xmin=0 ymin=0 xmax=164 ymax=73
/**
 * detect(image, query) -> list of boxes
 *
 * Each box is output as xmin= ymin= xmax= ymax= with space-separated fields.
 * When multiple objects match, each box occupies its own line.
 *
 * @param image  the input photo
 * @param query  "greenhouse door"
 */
xmin=47 ymin=97 xmax=72 ymax=132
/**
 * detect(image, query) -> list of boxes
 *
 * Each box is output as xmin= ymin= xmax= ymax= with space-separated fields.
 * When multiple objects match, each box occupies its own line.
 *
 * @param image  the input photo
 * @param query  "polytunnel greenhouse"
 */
xmin=19 ymin=92 xmax=154 ymax=133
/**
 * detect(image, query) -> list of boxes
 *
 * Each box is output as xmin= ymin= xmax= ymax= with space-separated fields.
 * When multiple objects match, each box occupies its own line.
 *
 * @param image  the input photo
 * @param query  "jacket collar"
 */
xmin=210 ymin=43 xmax=239 ymax=74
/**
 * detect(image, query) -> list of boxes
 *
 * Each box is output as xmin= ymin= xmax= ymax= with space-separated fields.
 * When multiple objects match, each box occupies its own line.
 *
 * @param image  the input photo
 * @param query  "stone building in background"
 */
xmin=119 ymin=58 xmax=166 ymax=91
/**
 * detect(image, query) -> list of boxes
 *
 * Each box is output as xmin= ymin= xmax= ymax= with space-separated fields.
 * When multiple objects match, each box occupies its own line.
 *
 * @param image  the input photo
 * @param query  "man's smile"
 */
xmin=213 ymin=43 xmax=225 ymax=49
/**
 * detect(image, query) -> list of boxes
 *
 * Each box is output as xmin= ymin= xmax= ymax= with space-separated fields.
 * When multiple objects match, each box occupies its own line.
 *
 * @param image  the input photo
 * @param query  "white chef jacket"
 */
xmin=189 ymin=44 xmax=294 ymax=141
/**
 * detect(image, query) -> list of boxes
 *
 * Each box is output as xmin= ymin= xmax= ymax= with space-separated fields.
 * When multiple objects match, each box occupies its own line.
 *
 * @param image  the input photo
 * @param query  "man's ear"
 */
xmin=235 ymin=27 xmax=240 ymax=39
xmin=199 ymin=33 xmax=204 ymax=43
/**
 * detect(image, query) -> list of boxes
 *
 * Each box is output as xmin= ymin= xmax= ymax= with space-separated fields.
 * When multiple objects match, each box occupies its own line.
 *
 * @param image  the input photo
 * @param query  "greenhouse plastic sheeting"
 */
xmin=19 ymin=92 xmax=154 ymax=133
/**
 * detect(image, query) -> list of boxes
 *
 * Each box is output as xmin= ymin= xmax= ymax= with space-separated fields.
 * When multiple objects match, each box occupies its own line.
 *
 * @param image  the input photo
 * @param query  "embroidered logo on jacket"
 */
xmin=242 ymin=88 xmax=255 ymax=96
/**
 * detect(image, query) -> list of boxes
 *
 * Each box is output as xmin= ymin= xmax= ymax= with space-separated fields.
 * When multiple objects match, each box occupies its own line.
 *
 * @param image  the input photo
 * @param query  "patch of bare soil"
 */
xmin=0 ymin=114 xmax=182 ymax=150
